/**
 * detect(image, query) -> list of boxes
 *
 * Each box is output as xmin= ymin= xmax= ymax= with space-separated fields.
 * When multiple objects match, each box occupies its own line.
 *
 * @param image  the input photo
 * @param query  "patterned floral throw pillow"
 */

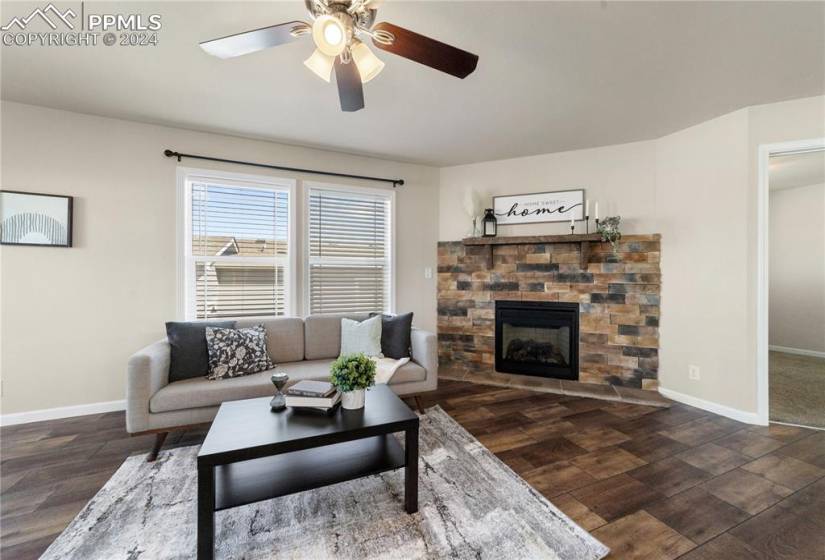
xmin=205 ymin=325 xmax=274 ymax=380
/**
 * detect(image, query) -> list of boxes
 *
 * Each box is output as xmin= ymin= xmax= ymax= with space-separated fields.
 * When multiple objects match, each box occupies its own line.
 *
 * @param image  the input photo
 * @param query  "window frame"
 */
xmin=176 ymin=167 xmax=297 ymax=320
xmin=303 ymin=181 xmax=396 ymax=316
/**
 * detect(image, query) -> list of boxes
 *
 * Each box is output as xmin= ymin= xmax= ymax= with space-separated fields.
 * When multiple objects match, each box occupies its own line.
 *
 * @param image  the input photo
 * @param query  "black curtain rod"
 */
xmin=163 ymin=150 xmax=405 ymax=188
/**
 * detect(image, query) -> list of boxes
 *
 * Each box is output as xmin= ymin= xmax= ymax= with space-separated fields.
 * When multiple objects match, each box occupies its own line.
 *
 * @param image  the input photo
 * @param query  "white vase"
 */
xmin=341 ymin=389 xmax=366 ymax=410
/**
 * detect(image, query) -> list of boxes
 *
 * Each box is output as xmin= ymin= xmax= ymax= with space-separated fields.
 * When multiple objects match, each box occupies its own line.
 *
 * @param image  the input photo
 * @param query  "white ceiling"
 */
xmin=770 ymin=150 xmax=825 ymax=191
xmin=2 ymin=1 xmax=824 ymax=166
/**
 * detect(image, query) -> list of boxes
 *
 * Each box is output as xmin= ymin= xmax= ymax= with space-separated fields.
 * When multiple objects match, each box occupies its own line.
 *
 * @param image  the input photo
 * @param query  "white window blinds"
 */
xmin=188 ymin=179 xmax=290 ymax=319
xmin=308 ymin=187 xmax=392 ymax=314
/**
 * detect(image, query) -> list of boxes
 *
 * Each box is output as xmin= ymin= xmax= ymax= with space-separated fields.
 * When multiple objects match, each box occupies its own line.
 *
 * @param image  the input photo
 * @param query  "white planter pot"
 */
xmin=341 ymin=389 xmax=366 ymax=410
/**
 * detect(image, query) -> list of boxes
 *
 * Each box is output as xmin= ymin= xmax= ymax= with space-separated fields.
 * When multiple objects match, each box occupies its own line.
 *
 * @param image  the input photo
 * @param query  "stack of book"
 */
xmin=285 ymin=380 xmax=341 ymax=413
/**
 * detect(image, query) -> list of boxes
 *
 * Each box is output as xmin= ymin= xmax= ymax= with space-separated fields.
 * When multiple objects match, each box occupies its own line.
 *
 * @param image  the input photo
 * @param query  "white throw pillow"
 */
xmin=340 ymin=316 xmax=383 ymax=357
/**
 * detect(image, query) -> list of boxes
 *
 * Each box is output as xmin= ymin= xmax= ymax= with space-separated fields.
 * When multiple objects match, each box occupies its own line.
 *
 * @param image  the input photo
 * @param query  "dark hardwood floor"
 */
xmin=3 ymin=379 xmax=825 ymax=559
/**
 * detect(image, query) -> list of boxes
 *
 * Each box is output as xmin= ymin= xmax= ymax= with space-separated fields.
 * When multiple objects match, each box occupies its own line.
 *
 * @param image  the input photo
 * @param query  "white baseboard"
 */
xmin=770 ymin=420 xmax=825 ymax=432
xmin=769 ymin=345 xmax=825 ymax=359
xmin=658 ymin=387 xmax=764 ymax=425
xmin=0 ymin=399 xmax=126 ymax=427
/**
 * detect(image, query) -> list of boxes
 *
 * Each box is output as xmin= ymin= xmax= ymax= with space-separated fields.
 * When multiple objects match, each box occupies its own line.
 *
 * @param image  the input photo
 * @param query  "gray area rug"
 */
xmin=770 ymin=351 xmax=825 ymax=428
xmin=41 ymin=406 xmax=609 ymax=559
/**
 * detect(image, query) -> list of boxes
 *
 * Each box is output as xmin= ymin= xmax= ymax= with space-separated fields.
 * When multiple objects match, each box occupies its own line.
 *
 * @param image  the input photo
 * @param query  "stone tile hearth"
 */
xmin=437 ymin=234 xmax=661 ymax=390
xmin=440 ymin=367 xmax=671 ymax=408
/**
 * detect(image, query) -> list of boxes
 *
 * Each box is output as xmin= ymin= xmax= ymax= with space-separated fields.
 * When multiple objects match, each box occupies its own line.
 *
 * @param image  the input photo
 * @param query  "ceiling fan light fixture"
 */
xmin=351 ymin=40 xmax=385 ymax=83
xmin=312 ymin=14 xmax=347 ymax=56
xmin=198 ymin=7 xmax=480 ymax=112
xmin=304 ymin=48 xmax=335 ymax=82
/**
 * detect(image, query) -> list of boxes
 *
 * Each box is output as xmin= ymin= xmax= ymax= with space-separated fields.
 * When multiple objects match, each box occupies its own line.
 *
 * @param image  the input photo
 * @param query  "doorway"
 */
xmin=758 ymin=143 xmax=825 ymax=428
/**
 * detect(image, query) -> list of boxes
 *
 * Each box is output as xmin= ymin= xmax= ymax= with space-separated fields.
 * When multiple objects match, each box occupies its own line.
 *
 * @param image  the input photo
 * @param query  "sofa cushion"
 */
xmin=386 ymin=360 xmax=426 ymax=384
xmin=340 ymin=316 xmax=382 ymax=357
xmin=236 ymin=317 xmax=304 ymax=363
xmin=149 ymin=358 xmax=426 ymax=413
xmin=304 ymin=313 xmax=369 ymax=360
xmin=165 ymin=320 xmax=236 ymax=383
xmin=371 ymin=312 xmax=414 ymax=359
xmin=205 ymin=325 xmax=274 ymax=380
xmin=151 ymin=359 xmax=331 ymax=413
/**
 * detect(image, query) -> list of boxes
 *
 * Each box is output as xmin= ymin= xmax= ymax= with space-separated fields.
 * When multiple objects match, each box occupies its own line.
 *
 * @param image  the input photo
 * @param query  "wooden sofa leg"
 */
xmin=413 ymin=396 xmax=424 ymax=414
xmin=147 ymin=432 xmax=169 ymax=462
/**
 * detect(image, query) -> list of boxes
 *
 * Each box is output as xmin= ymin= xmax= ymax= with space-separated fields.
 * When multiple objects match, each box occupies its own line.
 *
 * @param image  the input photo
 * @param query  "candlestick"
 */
xmin=595 ymin=202 xmax=599 ymax=221
xmin=585 ymin=200 xmax=590 ymax=217
xmin=570 ymin=223 xmax=575 ymax=235
xmin=586 ymin=215 xmax=590 ymax=234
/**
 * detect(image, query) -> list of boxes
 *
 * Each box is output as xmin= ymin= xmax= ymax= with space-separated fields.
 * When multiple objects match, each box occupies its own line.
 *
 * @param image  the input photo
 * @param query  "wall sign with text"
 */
xmin=493 ymin=189 xmax=584 ymax=225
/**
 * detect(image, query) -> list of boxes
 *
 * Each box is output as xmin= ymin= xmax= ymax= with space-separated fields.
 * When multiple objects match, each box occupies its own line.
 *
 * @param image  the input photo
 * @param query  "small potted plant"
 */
xmin=597 ymin=215 xmax=623 ymax=254
xmin=330 ymin=353 xmax=376 ymax=410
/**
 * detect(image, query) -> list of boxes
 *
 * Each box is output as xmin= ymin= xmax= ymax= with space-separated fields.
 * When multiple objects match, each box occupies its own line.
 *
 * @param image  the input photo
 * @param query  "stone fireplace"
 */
xmin=437 ymin=234 xmax=661 ymax=389
xmin=496 ymin=300 xmax=579 ymax=380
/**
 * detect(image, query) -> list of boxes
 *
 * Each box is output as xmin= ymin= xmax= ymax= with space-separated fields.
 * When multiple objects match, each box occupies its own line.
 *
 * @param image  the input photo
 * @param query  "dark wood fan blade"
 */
xmin=200 ymin=21 xmax=309 ymax=59
xmin=334 ymin=58 xmax=365 ymax=112
xmin=371 ymin=22 xmax=478 ymax=78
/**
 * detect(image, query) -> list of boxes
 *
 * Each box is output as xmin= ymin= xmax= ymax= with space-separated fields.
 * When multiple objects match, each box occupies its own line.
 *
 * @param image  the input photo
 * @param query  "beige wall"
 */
xmin=3 ymin=95 xmax=823 ymax=418
xmin=440 ymin=96 xmax=825 ymax=417
xmin=769 ymin=183 xmax=825 ymax=353
xmin=0 ymin=101 xmax=439 ymax=415
xmin=654 ymin=109 xmax=753 ymax=411
xmin=439 ymin=140 xmax=658 ymax=240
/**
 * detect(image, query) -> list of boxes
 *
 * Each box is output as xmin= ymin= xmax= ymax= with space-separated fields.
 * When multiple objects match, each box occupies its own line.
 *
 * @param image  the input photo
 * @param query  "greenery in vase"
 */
xmin=330 ymin=353 xmax=376 ymax=393
xmin=597 ymin=215 xmax=623 ymax=253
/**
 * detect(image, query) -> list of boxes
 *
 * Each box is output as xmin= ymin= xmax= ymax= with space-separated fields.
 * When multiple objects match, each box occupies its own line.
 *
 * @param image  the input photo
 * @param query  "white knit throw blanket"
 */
xmin=372 ymin=356 xmax=410 ymax=385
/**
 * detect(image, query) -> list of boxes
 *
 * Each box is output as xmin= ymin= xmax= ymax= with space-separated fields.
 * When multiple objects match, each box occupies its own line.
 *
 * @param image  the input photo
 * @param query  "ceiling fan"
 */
xmin=199 ymin=0 xmax=479 ymax=112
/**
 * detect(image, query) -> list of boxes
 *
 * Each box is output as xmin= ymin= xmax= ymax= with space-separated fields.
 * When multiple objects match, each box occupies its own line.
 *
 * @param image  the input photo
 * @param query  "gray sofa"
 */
xmin=126 ymin=313 xmax=438 ymax=459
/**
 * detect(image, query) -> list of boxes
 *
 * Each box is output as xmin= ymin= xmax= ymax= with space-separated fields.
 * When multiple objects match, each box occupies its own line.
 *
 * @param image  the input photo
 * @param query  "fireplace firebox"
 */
xmin=495 ymin=300 xmax=579 ymax=380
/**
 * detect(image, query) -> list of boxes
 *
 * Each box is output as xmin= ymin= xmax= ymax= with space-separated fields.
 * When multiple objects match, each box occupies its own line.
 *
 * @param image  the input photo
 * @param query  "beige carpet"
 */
xmin=770 ymin=351 xmax=825 ymax=428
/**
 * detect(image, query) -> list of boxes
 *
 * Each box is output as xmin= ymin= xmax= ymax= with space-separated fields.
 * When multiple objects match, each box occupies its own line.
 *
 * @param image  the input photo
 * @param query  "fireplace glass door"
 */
xmin=495 ymin=301 xmax=579 ymax=380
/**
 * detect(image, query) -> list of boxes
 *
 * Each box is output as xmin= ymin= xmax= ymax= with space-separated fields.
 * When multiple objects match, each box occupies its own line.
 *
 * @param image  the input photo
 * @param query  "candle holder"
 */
xmin=585 ymin=215 xmax=590 ymax=234
xmin=595 ymin=218 xmax=600 ymax=231
xmin=570 ymin=224 xmax=575 ymax=235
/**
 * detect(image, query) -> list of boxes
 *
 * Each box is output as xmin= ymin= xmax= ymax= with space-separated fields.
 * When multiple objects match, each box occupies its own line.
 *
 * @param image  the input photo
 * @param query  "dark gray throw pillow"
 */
xmin=166 ymin=321 xmax=236 ymax=382
xmin=370 ymin=312 xmax=414 ymax=359
xmin=205 ymin=324 xmax=274 ymax=380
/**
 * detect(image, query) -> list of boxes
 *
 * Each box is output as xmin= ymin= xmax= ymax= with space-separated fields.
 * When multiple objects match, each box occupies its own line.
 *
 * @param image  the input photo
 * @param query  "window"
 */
xmin=307 ymin=186 xmax=393 ymax=314
xmin=178 ymin=173 xmax=392 ymax=319
xmin=182 ymin=171 xmax=293 ymax=319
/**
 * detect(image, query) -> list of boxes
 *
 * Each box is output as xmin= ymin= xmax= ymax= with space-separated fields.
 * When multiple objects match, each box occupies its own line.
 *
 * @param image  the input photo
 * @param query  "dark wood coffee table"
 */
xmin=196 ymin=384 xmax=419 ymax=560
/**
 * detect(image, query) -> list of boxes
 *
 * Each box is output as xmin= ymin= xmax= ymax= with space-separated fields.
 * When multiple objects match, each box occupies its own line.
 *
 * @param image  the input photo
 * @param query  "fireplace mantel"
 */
xmin=463 ymin=234 xmax=603 ymax=269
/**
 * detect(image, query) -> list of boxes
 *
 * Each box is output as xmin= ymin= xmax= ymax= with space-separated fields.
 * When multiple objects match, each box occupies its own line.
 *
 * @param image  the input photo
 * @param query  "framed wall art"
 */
xmin=0 ymin=190 xmax=73 ymax=247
